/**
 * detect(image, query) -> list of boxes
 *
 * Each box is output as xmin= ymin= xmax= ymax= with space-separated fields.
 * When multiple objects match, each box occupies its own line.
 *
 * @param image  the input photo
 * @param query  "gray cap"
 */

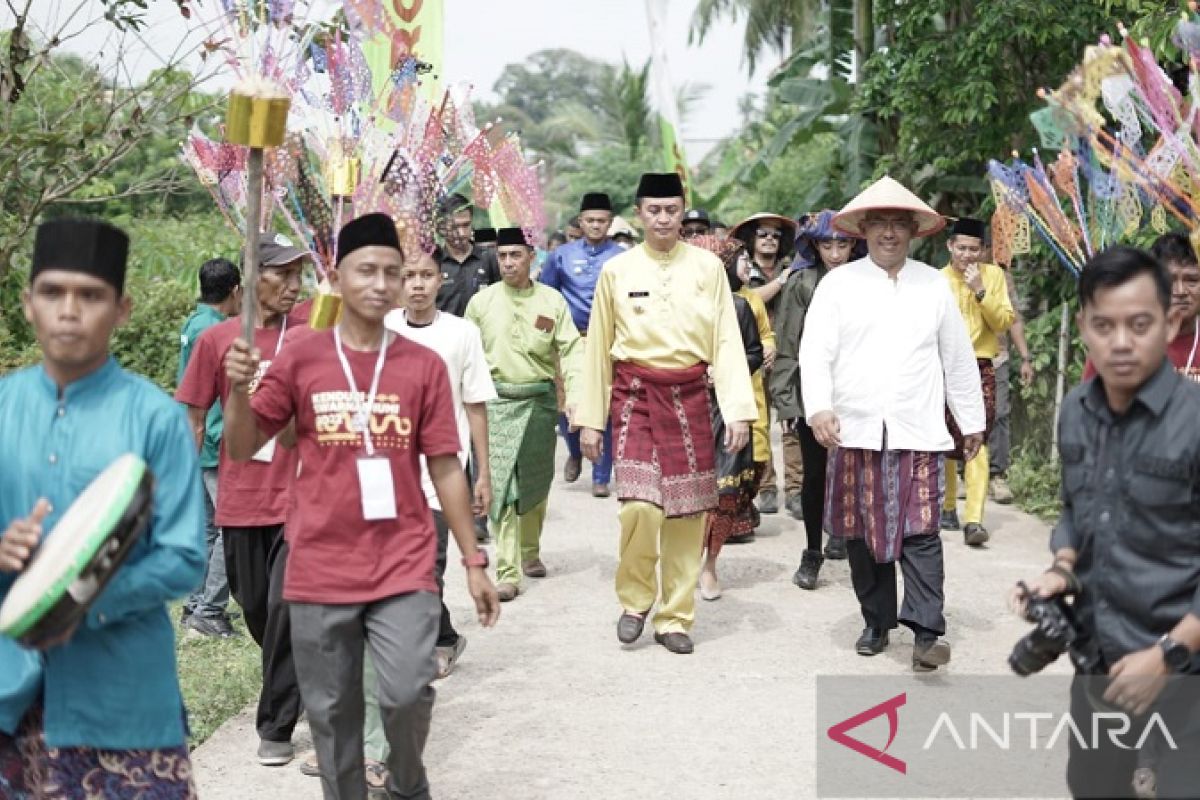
xmin=260 ymin=233 xmax=308 ymax=267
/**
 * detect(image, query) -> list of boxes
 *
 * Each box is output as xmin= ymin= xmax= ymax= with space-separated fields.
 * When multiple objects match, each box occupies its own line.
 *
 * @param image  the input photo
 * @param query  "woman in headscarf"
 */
xmin=769 ymin=210 xmax=865 ymax=590
xmin=689 ymin=235 xmax=764 ymax=601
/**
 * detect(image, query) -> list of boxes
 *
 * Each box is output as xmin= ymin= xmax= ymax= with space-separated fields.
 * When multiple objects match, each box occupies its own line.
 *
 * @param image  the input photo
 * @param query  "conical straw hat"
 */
xmin=832 ymin=176 xmax=945 ymax=238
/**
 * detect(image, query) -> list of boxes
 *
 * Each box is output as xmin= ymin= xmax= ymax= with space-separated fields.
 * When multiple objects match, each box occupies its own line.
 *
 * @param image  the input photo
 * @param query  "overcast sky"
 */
xmin=6 ymin=1 xmax=771 ymax=160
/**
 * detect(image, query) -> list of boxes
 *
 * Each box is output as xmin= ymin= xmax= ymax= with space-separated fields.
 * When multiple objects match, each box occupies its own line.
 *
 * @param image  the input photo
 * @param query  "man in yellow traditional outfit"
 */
xmin=578 ymin=172 xmax=757 ymax=655
xmin=466 ymin=228 xmax=583 ymax=602
xmin=939 ymin=217 xmax=1014 ymax=547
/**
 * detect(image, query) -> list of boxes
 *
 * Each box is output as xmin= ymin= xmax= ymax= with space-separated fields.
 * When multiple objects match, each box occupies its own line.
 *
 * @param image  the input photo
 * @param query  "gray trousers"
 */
xmin=186 ymin=468 xmax=229 ymax=618
xmin=291 ymin=593 xmax=438 ymax=800
xmin=846 ymin=533 xmax=946 ymax=639
xmin=989 ymin=358 xmax=1011 ymax=477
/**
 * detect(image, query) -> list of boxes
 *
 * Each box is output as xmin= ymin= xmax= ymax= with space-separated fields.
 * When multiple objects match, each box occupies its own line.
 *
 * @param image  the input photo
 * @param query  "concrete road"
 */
xmin=192 ymin=443 xmax=1057 ymax=799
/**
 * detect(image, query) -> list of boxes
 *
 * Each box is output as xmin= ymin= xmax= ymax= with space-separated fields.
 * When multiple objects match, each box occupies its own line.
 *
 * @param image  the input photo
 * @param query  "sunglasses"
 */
xmin=756 ymin=229 xmax=783 ymax=240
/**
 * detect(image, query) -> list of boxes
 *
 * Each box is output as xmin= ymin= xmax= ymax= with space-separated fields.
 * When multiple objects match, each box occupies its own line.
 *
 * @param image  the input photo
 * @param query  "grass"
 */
xmin=173 ymin=603 xmax=262 ymax=747
xmin=1007 ymin=447 xmax=1063 ymax=522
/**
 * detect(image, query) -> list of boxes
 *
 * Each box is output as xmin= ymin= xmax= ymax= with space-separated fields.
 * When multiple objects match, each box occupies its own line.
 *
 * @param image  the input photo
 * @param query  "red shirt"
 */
xmin=249 ymin=330 xmax=460 ymax=603
xmin=1081 ymin=326 xmax=1199 ymax=383
xmin=175 ymin=318 xmax=304 ymax=527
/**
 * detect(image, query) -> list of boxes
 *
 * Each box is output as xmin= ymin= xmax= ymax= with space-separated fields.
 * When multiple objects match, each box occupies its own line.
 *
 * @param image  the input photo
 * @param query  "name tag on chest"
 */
xmin=357 ymin=457 xmax=398 ymax=520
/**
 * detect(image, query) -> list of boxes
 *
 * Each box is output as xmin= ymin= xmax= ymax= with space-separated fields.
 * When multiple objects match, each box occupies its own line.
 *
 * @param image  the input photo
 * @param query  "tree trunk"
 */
xmin=853 ymin=0 xmax=874 ymax=82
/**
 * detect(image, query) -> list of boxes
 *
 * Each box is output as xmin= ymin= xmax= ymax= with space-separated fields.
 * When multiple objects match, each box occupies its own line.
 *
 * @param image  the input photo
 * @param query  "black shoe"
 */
xmin=757 ymin=489 xmax=779 ymax=515
xmin=617 ymin=612 xmax=646 ymax=644
xmin=963 ymin=523 xmax=990 ymax=547
xmin=563 ymin=456 xmax=582 ymax=483
xmin=785 ymin=492 xmax=804 ymax=520
xmin=913 ymin=637 xmax=952 ymax=671
xmin=749 ymin=504 xmax=761 ymax=529
xmin=855 ymin=627 xmax=889 ymax=656
xmin=653 ymin=631 xmax=694 ymax=655
xmin=179 ymin=606 xmax=193 ymax=626
xmin=792 ymin=549 xmax=824 ymax=590
xmin=823 ymin=536 xmax=847 ymax=560
xmin=726 ymin=531 xmax=756 ymax=545
xmin=940 ymin=509 xmax=961 ymax=531
xmin=186 ymin=613 xmax=238 ymax=639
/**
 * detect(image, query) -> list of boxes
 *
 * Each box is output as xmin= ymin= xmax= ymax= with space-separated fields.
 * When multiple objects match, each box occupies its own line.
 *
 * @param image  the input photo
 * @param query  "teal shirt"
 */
xmin=177 ymin=304 xmax=225 ymax=468
xmin=0 ymin=358 xmax=205 ymax=748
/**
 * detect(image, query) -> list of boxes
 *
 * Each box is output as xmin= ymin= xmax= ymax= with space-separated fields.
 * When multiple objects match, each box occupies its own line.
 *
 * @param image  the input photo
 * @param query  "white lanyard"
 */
xmin=333 ymin=325 xmax=390 ymax=456
xmin=1183 ymin=323 xmax=1200 ymax=374
xmin=271 ymin=315 xmax=287 ymax=356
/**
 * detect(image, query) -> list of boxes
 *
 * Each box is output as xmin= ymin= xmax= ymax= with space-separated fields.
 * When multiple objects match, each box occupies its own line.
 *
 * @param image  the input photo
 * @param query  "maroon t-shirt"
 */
xmin=250 ymin=330 xmax=460 ymax=603
xmin=175 ymin=318 xmax=307 ymax=527
xmin=1081 ymin=327 xmax=1198 ymax=383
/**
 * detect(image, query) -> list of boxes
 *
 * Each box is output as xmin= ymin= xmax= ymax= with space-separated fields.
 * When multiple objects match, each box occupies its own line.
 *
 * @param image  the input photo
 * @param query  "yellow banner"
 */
xmin=363 ymin=0 xmax=445 ymax=104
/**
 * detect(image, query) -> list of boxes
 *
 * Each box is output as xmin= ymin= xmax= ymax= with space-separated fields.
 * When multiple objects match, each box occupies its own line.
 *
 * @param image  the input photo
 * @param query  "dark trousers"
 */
xmin=224 ymin=524 xmax=302 ymax=743
xmin=846 ymin=533 xmax=946 ymax=638
xmin=431 ymin=510 xmax=458 ymax=648
xmin=795 ymin=420 xmax=828 ymax=552
xmin=1066 ymin=674 xmax=1200 ymax=799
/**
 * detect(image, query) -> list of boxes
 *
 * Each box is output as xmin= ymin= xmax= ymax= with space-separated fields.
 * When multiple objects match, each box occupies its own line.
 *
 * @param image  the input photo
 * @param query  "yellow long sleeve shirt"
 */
xmin=464 ymin=281 xmax=583 ymax=404
xmin=578 ymin=242 xmax=757 ymax=430
xmin=737 ymin=286 xmax=772 ymax=462
xmin=942 ymin=262 xmax=1015 ymax=359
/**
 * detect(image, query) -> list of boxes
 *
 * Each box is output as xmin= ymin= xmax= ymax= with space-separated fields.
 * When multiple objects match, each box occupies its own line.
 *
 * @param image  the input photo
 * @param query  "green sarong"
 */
xmin=487 ymin=381 xmax=558 ymax=520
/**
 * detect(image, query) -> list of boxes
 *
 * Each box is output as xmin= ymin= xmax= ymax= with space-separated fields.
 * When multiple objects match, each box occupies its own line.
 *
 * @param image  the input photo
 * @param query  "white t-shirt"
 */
xmin=384 ymin=308 xmax=497 ymax=509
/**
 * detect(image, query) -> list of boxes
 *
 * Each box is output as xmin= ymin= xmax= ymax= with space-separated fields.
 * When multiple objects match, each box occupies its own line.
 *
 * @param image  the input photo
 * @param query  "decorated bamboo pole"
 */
xmin=225 ymin=82 xmax=291 ymax=342
xmin=1050 ymin=301 xmax=1071 ymax=465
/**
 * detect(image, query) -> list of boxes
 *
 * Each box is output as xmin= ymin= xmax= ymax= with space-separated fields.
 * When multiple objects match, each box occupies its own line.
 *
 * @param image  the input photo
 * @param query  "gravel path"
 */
xmin=192 ymin=442 xmax=1054 ymax=798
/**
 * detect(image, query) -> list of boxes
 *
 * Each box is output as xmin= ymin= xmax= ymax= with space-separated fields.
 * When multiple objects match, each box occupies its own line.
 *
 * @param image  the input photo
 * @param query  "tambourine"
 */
xmin=0 ymin=454 xmax=155 ymax=646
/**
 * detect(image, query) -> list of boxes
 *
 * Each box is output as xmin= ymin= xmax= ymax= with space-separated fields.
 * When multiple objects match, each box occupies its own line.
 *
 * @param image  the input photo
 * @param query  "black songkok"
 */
xmin=635 ymin=173 xmax=684 ymax=200
xmin=580 ymin=193 xmax=613 ymax=212
xmin=496 ymin=227 xmax=531 ymax=247
xmin=336 ymin=213 xmax=401 ymax=266
xmin=950 ymin=217 xmax=987 ymax=240
xmin=32 ymin=218 xmax=129 ymax=294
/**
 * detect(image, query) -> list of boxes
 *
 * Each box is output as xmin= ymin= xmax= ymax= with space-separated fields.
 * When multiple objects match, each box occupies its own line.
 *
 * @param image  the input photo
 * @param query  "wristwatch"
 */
xmin=776 ymin=271 xmax=789 ymax=286
xmin=462 ymin=550 xmax=489 ymax=569
xmin=1158 ymin=634 xmax=1192 ymax=672
xmin=974 ymin=288 xmax=987 ymax=302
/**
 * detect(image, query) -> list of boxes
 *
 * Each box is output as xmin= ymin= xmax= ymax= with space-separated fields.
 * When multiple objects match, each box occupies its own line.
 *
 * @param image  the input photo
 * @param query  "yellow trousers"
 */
xmin=494 ymin=499 xmax=548 ymax=586
xmin=943 ymin=446 xmax=989 ymax=525
xmin=614 ymin=500 xmax=705 ymax=634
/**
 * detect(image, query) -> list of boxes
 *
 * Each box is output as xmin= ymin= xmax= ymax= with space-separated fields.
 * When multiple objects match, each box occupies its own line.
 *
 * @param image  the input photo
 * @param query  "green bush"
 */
xmin=0 ymin=212 xmax=237 ymax=388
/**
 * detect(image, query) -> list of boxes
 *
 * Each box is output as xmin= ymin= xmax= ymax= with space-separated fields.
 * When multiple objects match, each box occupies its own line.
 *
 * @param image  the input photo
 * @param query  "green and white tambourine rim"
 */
xmin=0 ymin=453 xmax=147 ymax=637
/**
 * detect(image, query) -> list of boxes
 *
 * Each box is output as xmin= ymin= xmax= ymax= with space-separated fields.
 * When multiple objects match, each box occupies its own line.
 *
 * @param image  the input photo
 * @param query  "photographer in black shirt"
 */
xmin=1013 ymin=246 xmax=1200 ymax=799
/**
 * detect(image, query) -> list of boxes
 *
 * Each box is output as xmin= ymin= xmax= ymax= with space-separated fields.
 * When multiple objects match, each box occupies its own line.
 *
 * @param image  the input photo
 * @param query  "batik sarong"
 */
xmin=611 ymin=362 xmax=717 ymax=517
xmin=487 ymin=381 xmax=559 ymax=520
xmin=705 ymin=390 xmax=760 ymax=555
xmin=0 ymin=706 xmax=196 ymax=800
xmin=823 ymin=441 xmax=944 ymax=564
xmin=945 ymin=358 xmax=996 ymax=460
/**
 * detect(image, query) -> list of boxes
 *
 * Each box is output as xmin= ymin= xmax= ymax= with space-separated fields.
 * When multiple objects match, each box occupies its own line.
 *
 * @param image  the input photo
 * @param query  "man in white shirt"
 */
xmin=800 ymin=176 xmax=985 ymax=672
xmin=384 ymin=254 xmax=497 ymax=676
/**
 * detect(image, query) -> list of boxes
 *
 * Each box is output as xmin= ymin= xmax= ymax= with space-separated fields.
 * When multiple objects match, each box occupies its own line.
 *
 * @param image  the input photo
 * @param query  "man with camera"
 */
xmin=1014 ymin=246 xmax=1200 ymax=798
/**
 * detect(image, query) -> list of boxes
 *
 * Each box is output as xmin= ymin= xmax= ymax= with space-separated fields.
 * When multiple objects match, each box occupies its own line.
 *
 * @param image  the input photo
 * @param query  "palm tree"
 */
xmin=690 ymin=0 xmax=873 ymax=78
xmin=541 ymin=59 xmax=707 ymax=163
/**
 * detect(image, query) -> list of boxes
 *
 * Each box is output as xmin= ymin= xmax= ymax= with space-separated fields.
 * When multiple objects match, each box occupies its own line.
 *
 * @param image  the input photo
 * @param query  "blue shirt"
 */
xmin=177 ymin=303 xmax=225 ymax=468
xmin=538 ymin=238 xmax=623 ymax=332
xmin=0 ymin=358 xmax=205 ymax=749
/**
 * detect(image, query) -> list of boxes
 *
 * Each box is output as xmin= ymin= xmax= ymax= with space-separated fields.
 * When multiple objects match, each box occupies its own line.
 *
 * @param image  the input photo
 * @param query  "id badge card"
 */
xmin=357 ymin=457 xmax=398 ymax=520
xmin=252 ymin=437 xmax=277 ymax=463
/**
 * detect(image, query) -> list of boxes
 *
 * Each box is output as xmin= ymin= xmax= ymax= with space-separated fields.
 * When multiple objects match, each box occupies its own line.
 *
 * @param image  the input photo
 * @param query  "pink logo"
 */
xmin=827 ymin=692 xmax=907 ymax=774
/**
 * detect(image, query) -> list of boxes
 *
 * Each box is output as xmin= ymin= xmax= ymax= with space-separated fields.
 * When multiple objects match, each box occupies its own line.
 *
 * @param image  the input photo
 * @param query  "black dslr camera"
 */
xmin=1009 ymin=582 xmax=1102 ymax=676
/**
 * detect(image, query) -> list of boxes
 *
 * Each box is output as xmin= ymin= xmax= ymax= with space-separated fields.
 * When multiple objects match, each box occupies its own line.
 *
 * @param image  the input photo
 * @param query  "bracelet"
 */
xmin=1045 ymin=564 xmax=1081 ymax=594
